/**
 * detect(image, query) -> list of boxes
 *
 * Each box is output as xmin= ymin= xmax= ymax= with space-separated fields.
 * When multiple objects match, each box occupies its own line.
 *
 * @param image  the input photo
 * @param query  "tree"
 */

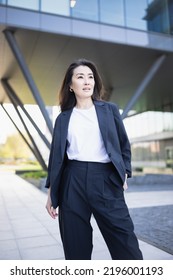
xmin=0 ymin=133 xmax=32 ymax=160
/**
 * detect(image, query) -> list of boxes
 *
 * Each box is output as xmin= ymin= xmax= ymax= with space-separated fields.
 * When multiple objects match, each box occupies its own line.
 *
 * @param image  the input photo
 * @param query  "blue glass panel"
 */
xmin=144 ymin=0 xmax=170 ymax=34
xmin=100 ymin=0 xmax=124 ymax=26
xmin=169 ymin=0 xmax=173 ymax=34
xmin=125 ymin=0 xmax=148 ymax=30
xmin=41 ymin=0 xmax=70 ymax=16
xmin=0 ymin=0 xmax=6 ymax=4
xmin=71 ymin=0 xmax=99 ymax=22
xmin=8 ymin=0 xmax=39 ymax=10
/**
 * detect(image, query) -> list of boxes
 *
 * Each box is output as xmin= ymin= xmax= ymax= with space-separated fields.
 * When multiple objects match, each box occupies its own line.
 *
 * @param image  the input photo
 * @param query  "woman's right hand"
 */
xmin=45 ymin=188 xmax=58 ymax=219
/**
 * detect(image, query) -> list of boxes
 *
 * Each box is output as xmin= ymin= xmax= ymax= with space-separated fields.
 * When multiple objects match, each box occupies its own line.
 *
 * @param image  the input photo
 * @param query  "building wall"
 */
xmin=0 ymin=0 xmax=173 ymax=35
xmin=1 ymin=0 xmax=173 ymax=171
xmin=124 ymin=105 xmax=173 ymax=170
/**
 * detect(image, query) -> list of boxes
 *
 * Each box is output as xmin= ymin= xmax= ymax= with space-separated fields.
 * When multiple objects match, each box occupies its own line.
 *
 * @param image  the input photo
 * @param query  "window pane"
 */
xmin=0 ymin=0 xmax=6 ymax=4
xmin=144 ymin=0 xmax=170 ymax=34
xmin=125 ymin=0 xmax=147 ymax=30
xmin=41 ymin=0 xmax=70 ymax=16
xmin=100 ymin=0 xmax=124 ymax=26
xmin=71 ymin=0 xmax=99 ymax=21
xmin=8 ymin=0 xmax=39 ymax=10
xmin=169 ymin=0 xmax=173 ymax=34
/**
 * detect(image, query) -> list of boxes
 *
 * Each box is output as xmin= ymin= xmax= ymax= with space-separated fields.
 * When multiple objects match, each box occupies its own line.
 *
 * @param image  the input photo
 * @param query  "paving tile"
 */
xmin=11 ymin=219 xmax=42 ymax=230
xmin=17 ymin=235 xmax=59 ymax=249
xmin=0 ymin=230 xmax=15 ymax=241
xmin=1 ymin=170 xmax=173 ymax=260
xmin=0 ymin=221 xmax=12 ymax=231
xmin=139 ymin=240 xmax=173 ymax=260
xmin=20 ymin=244 xmax=64 ymax=260
xmin=13 ymin=226 xmax=49 ymax=238
xmin=0 ymin=249 xmax=21 ymax=260
xmin=0 ymin=239 xmax=18 ymax=251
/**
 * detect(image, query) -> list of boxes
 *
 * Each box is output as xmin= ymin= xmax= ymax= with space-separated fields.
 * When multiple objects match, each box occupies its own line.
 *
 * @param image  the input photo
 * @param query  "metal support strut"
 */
xmin=121 ymin=54 xmax=166 ymax=119
xmin=1 ymin=103 xmax=39 ymax=162
xmin=3 ymin=29 xmax=53 ymax=135
xmin=1 ymin=82 xmax=48 ymax=171
xmin=1 ymin=79 xmax=51 ymax=150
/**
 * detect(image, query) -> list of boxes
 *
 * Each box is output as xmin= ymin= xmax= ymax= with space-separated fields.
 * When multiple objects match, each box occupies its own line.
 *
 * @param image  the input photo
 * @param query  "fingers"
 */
xmin=46 ymin=203 xmax=58 ymax=219
xmin=123 ymin=179 xmax=128 ymax=190
xmin=123 ymin=174 xmax=128 ymax=190
xmin=123 ymin=182 xmax=128 ymax=190
xmin=50 ymin=206 xmax=58 ymax=219
xmin=45 ymin=188 xmax=58 ymax=219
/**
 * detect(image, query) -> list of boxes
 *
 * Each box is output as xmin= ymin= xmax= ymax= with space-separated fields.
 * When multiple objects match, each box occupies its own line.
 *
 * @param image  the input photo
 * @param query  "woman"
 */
xmin=45 ymin=58 xmax=143 ymax=260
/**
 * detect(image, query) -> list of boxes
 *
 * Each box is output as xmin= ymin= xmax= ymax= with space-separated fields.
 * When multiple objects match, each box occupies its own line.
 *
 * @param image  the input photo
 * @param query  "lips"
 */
xmin=83 ymin=87 xmax=91 ymax=91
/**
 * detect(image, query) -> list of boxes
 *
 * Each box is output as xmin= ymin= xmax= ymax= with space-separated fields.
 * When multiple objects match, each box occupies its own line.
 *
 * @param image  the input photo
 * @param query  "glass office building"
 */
xmin=0 ymin=0 xmax=173 ymax=172
xmin=0 ymin=0 xmax=173 ymax=35
xmin=124 ymin=108 xmax=173 ymax=171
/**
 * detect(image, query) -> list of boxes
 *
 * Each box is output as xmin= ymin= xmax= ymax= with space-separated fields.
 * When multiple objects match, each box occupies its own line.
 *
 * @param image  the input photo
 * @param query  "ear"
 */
xmin=70 ymin=88 xmax=73 ymax=92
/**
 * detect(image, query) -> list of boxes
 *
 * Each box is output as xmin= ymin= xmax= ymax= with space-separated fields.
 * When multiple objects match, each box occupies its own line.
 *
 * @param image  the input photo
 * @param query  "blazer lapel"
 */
xmin=94 ymin=101 xmax=108 ymax=151
xmin=60 ymin=109 xmax=73 ymax=159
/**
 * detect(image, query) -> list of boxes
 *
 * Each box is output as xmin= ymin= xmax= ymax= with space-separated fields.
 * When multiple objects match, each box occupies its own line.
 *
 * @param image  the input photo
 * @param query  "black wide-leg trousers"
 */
xmin=58 ymin=160 xmax=143 ymax=260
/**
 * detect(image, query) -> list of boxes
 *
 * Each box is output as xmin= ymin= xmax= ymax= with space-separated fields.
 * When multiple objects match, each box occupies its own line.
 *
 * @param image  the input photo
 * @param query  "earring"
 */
xmin=70 ymin=88 xmax=73 ymax=92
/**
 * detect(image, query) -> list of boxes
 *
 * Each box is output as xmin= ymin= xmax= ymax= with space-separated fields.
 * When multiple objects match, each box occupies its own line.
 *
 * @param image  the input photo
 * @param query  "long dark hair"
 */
xmin=59 ymin=58 xmax=105 ymax=111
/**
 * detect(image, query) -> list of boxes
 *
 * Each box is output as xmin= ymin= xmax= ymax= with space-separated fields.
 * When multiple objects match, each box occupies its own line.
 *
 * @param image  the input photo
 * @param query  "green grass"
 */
xmin=22 ymin=170 xmax=47 ymax=180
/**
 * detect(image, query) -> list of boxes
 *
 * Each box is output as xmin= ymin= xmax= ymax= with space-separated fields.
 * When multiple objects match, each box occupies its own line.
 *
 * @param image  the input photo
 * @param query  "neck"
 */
xmin=75 ymin=98 xmax=94 ymax=109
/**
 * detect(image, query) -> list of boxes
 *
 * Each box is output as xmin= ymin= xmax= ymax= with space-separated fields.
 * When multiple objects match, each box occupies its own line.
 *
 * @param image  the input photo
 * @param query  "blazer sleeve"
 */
xmin=44 ymin=116 xmax=59 ymax=189
xmin=110 ymin=103 xmax=132 ymax=178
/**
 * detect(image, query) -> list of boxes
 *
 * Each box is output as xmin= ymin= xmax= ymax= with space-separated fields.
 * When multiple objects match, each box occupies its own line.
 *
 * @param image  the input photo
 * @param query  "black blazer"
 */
xmin=45 ymin=100 xmax=131 ymax=208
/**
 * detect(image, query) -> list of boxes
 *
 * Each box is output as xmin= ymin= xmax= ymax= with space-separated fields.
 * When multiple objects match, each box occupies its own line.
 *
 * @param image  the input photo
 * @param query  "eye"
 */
xmin=77 ymin=75 xmax=84 ymax=79
xmin=89 ymin=75 xmax=94 ymax=79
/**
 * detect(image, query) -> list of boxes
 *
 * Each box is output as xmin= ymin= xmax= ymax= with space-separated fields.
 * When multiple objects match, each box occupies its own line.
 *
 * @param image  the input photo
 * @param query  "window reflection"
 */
xmin=41 ymin=0 xmax=70 ymax=16
xmin=8 ymin=0 xmax=39 ymax=10
xmin=124 ymin=111 xmax=173 ymax=139
xmin=100 ymin=0 xmax=124 ymax=26
xmin=125 ymin=0 xmax=147 ymax=30
xmin=71 ymin=0 xmax=99 ymax=21
xmin=169 ymin=0 xmax=173 ymax=34
xmin=145 ymin=0 xmax=170 ymax=34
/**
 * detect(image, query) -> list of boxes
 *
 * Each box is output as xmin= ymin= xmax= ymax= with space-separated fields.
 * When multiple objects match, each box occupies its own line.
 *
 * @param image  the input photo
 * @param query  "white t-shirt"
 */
xmin=67 ymin=105 xmax=110 ymax=162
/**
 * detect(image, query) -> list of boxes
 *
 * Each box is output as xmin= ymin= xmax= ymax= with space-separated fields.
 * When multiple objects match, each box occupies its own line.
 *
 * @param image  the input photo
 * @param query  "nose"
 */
xmin=84 ymin=78 xmax=89 ymax=85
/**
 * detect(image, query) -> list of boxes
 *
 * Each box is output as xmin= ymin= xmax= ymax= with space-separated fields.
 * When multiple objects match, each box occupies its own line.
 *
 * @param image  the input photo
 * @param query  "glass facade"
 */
xmin=124 ymin=110 xmax=173 ymax=139
xmin=100 ymin=0 xmax=124 ymax=26
xmin=145 ymin=0 xmax=170 ymax=34
xmin=41 ymin=0 xmax=70 ymax=16
xmin=0 ymin=0 xmax=173 ymax=35
xmin=124 ymin=0 xmax=147 ymax=30
xmin=71 ymin=0 xmax=99 ymax=21
xmin=124 ymin=108 xmax=173 ymax=170
xmin=131 ymin=139 xmax=173 ymax=170
xmin=7 ymin=0 xmax=39 ymax=10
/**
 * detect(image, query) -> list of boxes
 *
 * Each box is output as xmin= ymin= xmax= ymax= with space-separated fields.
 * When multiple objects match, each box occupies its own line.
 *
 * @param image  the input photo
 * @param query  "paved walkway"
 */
xmin=0 ymin=170 xmax=173 ymax=260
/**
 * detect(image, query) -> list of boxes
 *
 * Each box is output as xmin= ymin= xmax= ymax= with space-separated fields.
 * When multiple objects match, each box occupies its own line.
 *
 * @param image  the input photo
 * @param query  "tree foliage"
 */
xmin=0 ymin=133 xmax=32 ymax=160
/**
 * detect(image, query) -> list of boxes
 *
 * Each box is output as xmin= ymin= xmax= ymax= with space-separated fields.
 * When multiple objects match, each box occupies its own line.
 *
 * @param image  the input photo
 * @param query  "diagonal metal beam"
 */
xmin=121 ymin=54 xmax=167 ymax=119
xmin=1 ymin=79 xmax=51 ymax=150
xmin=2 ymin=82 xmax=48 ymax=171
xmin=1 ymin=103 xmax=38 ymax=159
xmin=3 ymin=29 xmax=53 ymax=135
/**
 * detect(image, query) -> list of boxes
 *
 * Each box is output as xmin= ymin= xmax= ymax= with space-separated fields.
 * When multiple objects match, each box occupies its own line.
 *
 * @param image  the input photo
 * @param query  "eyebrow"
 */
xmin=75 ymin=72 xmax=93 ymax=76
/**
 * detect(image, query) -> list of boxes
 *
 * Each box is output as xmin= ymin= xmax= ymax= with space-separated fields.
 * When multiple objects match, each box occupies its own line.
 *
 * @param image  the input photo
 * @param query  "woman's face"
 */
xmin=70 ymin=65 xmax=95 ymax=100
